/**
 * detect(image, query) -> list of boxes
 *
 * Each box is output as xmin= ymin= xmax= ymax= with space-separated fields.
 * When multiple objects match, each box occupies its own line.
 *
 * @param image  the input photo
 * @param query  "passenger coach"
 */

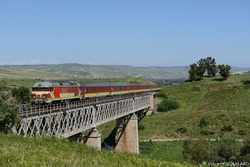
xmin=31 ymin=81 xmax=161 ymax=104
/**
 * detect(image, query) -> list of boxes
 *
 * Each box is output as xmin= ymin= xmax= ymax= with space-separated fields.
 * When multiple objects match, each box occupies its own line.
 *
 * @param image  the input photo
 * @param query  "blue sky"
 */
xmin=0 ymin=0 xmax=249 ymax=67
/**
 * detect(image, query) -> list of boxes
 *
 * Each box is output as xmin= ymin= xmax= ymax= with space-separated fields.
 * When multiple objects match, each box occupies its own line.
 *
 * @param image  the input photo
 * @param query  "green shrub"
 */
xmin=182 ymin=138 xmax=250 ymax=164
xmin=238 ymin=139 xmax=250 ymax=161
xmin=177 ymin=127 xmax=188 ymax=133
xmin=157 ymin=99 xmax=180 ymax=112
xmin=221 ymin=125 xmax=233 ymax=132
xmin=182 ymin=139 xmax=210 ymax=165
xmin=138 ymin=123 xmax=145 ymax=130
xmin=199 ymin=117 xmax=209 ymax=128
xmin=200 ymin=130 xmax=214 ymax=136
xmin=243 ymin=80 xmax=250 ymax=89
xmin=213 ymin=140 xmax=240 ymax=161
xmin=238 ymin=130 xmax=247 ymax=136
xmin=155 ymin=89 xmax=168 ymax=99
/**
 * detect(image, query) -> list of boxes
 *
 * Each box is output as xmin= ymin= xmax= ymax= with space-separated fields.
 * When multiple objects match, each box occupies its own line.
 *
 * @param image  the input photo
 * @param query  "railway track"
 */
xmin=20 ymin=92 xmax=152 ymax=117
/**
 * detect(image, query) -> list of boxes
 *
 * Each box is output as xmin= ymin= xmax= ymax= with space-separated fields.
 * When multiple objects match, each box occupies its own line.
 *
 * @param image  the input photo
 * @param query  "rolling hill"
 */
xmin=97 ymin=74 xmax=250 ymax=141
xmin=0 ymin=63 xmax=190 ymax=79
xmin=1 ymin=63 xmax=249 ymax=80
xmin=138 ymin=74 xmax=250 ymax=140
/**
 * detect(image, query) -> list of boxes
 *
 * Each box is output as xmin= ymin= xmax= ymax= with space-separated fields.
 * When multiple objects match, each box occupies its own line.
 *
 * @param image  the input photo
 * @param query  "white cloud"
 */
xmin=7 ymin=59 xmax=57 ymax=65
xmin=13 ymin=61 xmax=25 ymax=65
xmin=29 ymin=59 xmax=41 ymax=64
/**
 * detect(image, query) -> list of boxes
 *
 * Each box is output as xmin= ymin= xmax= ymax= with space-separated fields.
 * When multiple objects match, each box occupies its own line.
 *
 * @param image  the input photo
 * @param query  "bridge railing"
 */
xmin=19 ymin=93 xmax=150 ymax=117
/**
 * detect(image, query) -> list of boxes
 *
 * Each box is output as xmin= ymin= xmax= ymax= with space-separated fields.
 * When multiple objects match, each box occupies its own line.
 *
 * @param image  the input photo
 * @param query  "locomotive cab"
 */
xmin=31 ymin=81 xmax=82 ymax=104
xmin=31 ymin=81 xmax=55 ymax=104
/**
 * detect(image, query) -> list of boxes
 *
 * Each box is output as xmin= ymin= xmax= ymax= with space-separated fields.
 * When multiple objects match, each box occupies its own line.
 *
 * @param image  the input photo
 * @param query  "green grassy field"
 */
xmin=88 ymin=74 xmax=250 ymax=164
xmin=138 ymin=74 xmax=250 ymax=140
xmin=0 ymin=67 xmax=63 ymax=79
xmin=0 ymin=134 xmax=192 ymax=167
xmin=140 ymin=141 xmax=185 ymax=163
xmin=1 ymin=74 xmax=249 ymax=165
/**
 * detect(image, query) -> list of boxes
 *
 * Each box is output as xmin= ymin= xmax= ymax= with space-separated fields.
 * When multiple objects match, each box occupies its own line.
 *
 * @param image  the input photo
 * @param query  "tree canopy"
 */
xmin=11 ymin=86 xmax=30 ymax=104
xmin=188 ymin=57 xmax=230 ymax=81
xmin=218 ymin=64 xmax=231 ymax=80
xmin=0 ymin=81 xmax=19 ymax=133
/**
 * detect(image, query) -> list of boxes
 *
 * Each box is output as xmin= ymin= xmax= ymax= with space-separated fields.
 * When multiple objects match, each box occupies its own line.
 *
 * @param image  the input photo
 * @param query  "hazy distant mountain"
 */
xmin=0 ymin=63 xmax=249 ymax=80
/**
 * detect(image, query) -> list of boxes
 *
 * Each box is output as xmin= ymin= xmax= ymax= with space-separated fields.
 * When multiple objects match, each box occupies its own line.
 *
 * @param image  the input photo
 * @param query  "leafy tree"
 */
xmin=204 ymin=57 xmax=218 ymax=77
xmin=0 ymin=85 xmax=19 ymax=133
xmin=188 ymin=63 xmax=198 ymax=81
xmin=197 ymin=58 xmax=206 ymax=67
xmin=11 ymin=86 xmax=30 ymax=104
xmin=188 ymin=57 xmax=218 ymax=81
xmin=188 ymin=58 xmax=208 ymax=81
xmin=218 ymin=64 xmax=231 ymax=79
xmin=188 ymin=62 xmax=206 ymax=81
xmin=196 ymin=62 xmax=206 ymax=80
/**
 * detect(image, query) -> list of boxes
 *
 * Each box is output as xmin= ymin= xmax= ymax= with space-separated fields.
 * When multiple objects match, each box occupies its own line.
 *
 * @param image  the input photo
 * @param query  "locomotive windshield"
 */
xmin=32 ymin=87 xmax=51 ymax=91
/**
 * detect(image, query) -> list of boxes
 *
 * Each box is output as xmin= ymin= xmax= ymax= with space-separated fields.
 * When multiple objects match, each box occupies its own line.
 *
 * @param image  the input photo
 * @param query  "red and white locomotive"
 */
xmin=31 ymin=81 xmax=162 ymax=104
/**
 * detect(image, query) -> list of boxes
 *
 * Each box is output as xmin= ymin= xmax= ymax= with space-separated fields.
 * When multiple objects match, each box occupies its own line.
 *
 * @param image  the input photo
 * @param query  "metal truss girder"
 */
xmin=15 ymin=95 xmax=151 ymax=138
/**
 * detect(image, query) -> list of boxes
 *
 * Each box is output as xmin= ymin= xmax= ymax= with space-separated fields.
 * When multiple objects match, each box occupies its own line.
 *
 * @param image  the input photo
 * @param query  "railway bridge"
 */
xmin=14 ymin=93 xmax=155 ymax=153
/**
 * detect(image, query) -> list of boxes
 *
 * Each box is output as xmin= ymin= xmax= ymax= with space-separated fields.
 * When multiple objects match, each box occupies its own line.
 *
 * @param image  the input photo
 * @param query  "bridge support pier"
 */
xmin=83 ymin=128 xmax=102 ymax=150
xmin=146 ymin=94 xmax=155 ymax=115
xmin=69 ymin=128 xmax=101 ymax=150
xmin=115 ymin=113 xmax=139 ymax=154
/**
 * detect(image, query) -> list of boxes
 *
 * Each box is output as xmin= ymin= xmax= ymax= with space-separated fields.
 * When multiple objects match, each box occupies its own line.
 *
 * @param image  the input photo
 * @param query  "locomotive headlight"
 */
xmin=31 ymin=93 xmax=36 ymax=98
xmin=42 ymin=93 xmax=51 ymax=99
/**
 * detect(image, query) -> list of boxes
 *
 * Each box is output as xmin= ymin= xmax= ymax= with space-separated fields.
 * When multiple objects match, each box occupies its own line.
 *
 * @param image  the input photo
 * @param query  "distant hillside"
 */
xmin=0 ymin=63 xmax=249 ymax=80
xmin=97 ymin=74 xmax=250 ymax=142
xmin=0 ymin=63 xmax=189 ymax=79
xmin=137 ymin=74 xmax=250 ymax=140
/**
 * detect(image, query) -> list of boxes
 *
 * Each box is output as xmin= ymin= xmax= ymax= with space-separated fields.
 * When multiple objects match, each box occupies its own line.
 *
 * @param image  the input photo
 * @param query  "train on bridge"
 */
xmin=31 ymin=81 xmax=162 ymax=104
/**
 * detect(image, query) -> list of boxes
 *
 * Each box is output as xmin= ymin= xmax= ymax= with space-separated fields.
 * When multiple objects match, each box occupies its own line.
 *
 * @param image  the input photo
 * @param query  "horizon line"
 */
xmin=0 ymin=63 xmax=249 ymax=68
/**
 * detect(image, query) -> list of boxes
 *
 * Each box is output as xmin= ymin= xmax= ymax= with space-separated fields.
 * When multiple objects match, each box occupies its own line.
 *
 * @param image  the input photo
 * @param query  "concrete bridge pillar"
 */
xmin=115 ymin=113 xmax=139 ymax=154
xmin=83 ymin=128 xmax=102 ymax=150
xmin=146 ymin=94 xmax=154 ymax=115
xmin=150 ymin=94 xmax=154 ymax=110
xmin=69 ymin=128 xmax=101 ymax=150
